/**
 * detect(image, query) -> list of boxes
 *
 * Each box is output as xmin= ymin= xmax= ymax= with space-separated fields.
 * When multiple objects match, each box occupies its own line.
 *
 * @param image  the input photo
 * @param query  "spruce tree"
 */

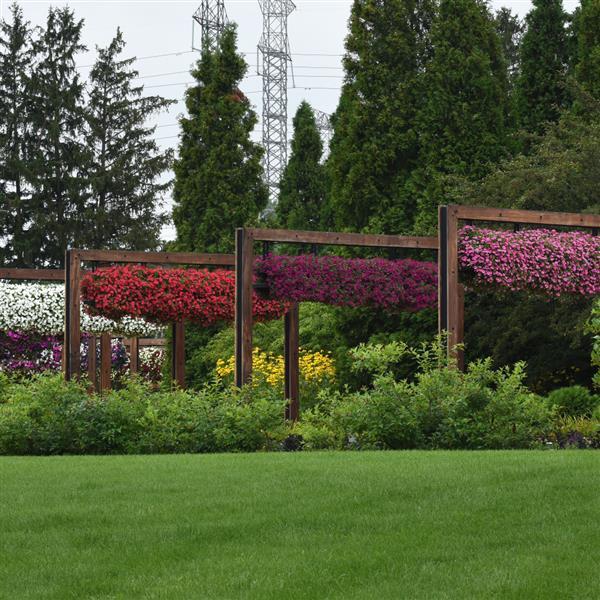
xmin=326 ymin=0 xmax=435 ymax=234
xmin=276 ymin=101 xmax=326 ymax=230
xmin=494 ymin=7 xmax=524 ymax=89
xmin=172 ymin=25 xmax=267 ymax=253
xmin=413 ymin=0 xmax=508 ymax=233
xmin=83 ymin=29 xmax=173 ymax=250
xmin=0 ymin=4 xmax=35 ymax=266
xmin=514 ymin=0 xmax=568 ymax=134
xmin=575 ymin=0 xmax=600 ymax=98
xmin=27 ymin=7 xmax=88 ymax=267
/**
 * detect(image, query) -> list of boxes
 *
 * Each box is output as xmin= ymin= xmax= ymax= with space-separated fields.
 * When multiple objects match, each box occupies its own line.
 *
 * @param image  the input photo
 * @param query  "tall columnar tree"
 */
xmin=514 ymin=0 xmax=568 ymax=134
xmin=494 ymin=7 xmax=525 ymax=90
xmin=413 ymin=0 xmax=508 ymax=233
xmin=83 ymin=29 xmax=173 ymax=251
xmin=27 ymin=7 xmax=88 ymax=267
xmin=0 ymin=4 xmax=35 ymax=266
xmin=276 ymin=101 xmax=327 ymax=230
xmin=326 ymin=0 xmax=435 ymax=234
xmin=172 ymin=25 xmax=267 ymax=253
xmin=575 ymin=0 xmax=600 ymax=98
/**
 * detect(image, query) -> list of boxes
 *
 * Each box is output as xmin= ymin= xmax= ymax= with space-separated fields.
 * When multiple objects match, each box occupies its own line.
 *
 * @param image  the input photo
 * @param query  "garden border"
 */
xmin=439 ymin=205 xmax=600 ymax=367
xmin=234 ymin=228 xmax=439 ymax=420
xmin=64 ymin=249 xmax=235 ymax=389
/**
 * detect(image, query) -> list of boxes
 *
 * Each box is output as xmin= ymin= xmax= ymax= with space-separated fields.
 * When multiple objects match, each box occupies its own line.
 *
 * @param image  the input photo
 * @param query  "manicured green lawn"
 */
xmin=1 ymin=451 xmax=598 ymax=599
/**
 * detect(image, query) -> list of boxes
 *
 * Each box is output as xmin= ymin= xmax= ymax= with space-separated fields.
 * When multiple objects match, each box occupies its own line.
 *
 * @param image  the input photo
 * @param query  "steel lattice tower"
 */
xmin=192 ymin=0 xmax=228 ymax=52
xmin=257 ymin=0 xmax=296 ymax=209
xmin=314 ymin=109 xmax=333 ymax=157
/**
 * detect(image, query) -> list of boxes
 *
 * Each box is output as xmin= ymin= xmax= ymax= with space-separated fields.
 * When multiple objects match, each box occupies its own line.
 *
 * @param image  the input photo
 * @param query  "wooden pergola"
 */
xmin=438 ymin=205 xmax=600 ymax=364
xmin=64 ymin=248 xmax=235 ymax=389
xmin=234 ymin=227 xmax=439 ymax=420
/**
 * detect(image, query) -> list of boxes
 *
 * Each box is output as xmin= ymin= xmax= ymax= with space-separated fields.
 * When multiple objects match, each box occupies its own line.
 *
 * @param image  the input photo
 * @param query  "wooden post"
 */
xmin=64 ymin=250 xmax=81 ymax=380
xmin=457 ymin=284 xmax=465 ymax=371
xmin=87 ymin=335 xmax=97 ymax=391
xmin=129 ymin=337 xmax=139 ymax=375
xmin=438 ymin=206 xmax=448 ymax=335
xmin=284 ymin=303 xmax=300 ymax=421
xmin=100 ymin=333 xmax=111 ymax=391
xmin=171 ymin=322 xmax=185 ymax=388
xmin=446 ymin=207 xmax=460 ymax=365
xmin=235 ymin=228 xmax=254 ymax=387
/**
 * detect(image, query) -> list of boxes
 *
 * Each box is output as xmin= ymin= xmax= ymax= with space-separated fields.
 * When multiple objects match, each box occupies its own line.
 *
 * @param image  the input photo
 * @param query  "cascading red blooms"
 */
xmin=256 ymin=254 xmax=438 ymax=311
xmin=81 ymin=265 xmax=287 ymax=326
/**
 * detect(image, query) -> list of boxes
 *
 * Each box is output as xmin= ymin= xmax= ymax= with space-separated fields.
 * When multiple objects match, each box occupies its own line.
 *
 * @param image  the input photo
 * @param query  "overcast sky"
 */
xmin=1 ymin=0 xmax=580 ymax=240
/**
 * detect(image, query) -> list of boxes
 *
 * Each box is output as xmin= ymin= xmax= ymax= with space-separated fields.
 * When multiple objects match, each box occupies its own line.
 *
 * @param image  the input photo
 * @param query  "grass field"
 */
xmin=1 ymin=451 xmax=599 ymax=599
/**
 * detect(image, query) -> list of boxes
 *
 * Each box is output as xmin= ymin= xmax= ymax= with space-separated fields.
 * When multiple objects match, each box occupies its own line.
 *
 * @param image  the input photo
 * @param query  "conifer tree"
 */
xmin=494 ymin=7 xmax=524 ymax=89
xmin=326 ymin=0 xmax=435 ymax=234
xmin=276 ymin=101 xmax=326 ymax=230
xmin=172 ymin=25 xmax=267 ymax=253
xmin=83 ymin=29 xmax=173 ymax=250
xmin=27 ymin=7 xmax=88 ymax=267
xmin=413 ymin=0 xmax=508 ymax=233
xmin=514 ymin=0 xmax=568 ymax=133
xmin=575 ymin=0 xmax=600 ymax=98
xmin=0 ymin=4 xmax=35 ymax=266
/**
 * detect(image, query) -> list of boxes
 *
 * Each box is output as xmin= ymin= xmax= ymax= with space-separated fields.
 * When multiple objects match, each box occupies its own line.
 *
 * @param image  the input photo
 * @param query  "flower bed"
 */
xmin=255 ymin=255 xmax=438 ymax=311
xmin=81 ymin=265 xmax=287 ymax=326
xmin=0 ymin=282 xmax=161 ymax=336
xmin=459 ymin=227 xmax=600 ymax=297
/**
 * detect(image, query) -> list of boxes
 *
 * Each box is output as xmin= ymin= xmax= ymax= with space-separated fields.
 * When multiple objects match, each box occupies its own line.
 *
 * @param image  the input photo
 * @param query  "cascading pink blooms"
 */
xmin=458 ymin=226 xmax=600 ymax=297
xmin=255 ymin=255 xmax=438 ymax=311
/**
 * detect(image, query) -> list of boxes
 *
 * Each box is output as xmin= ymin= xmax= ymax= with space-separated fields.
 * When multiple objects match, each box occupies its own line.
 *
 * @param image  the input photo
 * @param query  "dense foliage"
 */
xmin=588 ymin=298 xmax=600 ymax=387
xmin=81 ymin=265 xmax=286 ymax=326
xmin=172 ymin=26 xmax=267 ymax=253
xmin=256 ymin=254 xmax=438 ymax=311
xmin=459 ymin=227 xmax=600 ymax=297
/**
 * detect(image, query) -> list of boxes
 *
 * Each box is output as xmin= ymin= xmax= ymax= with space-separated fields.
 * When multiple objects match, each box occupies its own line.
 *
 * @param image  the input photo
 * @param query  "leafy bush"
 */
xmin=588 ymin=299 xmax=600 ymax=388
xmin=0 ymin=375 xmax=287 ymax=455
xmin=545 ymin=416 xmax=600 ymax=449
xmin=546 ymin=386 xmax=599 ymax=418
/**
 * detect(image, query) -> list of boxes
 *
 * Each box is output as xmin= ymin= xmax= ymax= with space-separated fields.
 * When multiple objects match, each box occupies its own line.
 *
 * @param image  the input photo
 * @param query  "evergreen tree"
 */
xmin=172 ymin=25 xmax=267 ymax=253
xmin=0 ymin=4 xmax=35 ymax=266
xmin=326 ymin=0 xmax=435 ymax=234
xmin=276 ymin=101 xmax=326 ymax=230
xmin=494 ymin=7 xmax=524 ymax=89
xmin=575 ymin=0 xmax=600 ymax=98
xmin=514 ymin=0 xmax=568 ymax=134
xmin=83 ymin=29 xmax=173 ymax=250
xmin=27 ymin=7 xmax=88 ymax=267
xmin=414 ymin=0 xmax=508 ymax=232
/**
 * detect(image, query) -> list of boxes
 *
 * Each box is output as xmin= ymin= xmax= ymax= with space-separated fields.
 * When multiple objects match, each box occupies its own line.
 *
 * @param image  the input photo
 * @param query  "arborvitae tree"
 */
xmin=0 ymin=4 xmax=34 ymax=266
xmin=276 ymin=101 xmax=326 ymax=230
xmin=326 ymin=0 xmax=435 ymax=234
xmin=27 ymin=7 xmax=88 ymax=267
xmin=413 ymin=0 xmax=508 ymax=232
xmin=83 ymin=29 xmax=173 ymax=250
xmin=575 ymin=0 xmax=600 ymax=98
xmin=494 ymin=7 xmax=525 ymax=89
xmin=514 ymin=0 xmax=568 ymax=134
xmin=172 ymin=25 xmax=267 ymax=253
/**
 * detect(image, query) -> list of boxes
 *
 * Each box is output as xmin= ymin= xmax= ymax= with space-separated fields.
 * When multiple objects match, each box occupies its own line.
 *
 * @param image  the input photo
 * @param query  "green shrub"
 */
xmin=546 ymin=386 xmax=599 ymax=418
xmin=546 ymin=416 xmax=600 ymax=449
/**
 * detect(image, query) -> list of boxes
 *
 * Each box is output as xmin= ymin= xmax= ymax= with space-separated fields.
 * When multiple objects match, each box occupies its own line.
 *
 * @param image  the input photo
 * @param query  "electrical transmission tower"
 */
xmin=192 ymin=0 xmax=228 ymax=52
xmin=314 ymin=109 xmax=333 ymax=157
xmin=257 ymin=0 xmax=296 ymax=209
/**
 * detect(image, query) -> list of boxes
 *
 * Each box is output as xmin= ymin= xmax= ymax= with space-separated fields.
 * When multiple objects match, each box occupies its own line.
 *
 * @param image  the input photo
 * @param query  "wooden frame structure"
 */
xmin=234 ymin=227 xmax=438 ymax=420
xmin=64 ymin=249 xmax=235 ymax=389
xmin=439 ymin=205 xmax=600 ymax=365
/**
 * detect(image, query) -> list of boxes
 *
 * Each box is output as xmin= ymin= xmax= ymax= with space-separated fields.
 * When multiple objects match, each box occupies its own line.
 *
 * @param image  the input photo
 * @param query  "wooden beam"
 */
xmin=446 ymin=209 xmax=460 ymax=364
xmin=100 ymin=333 xmax=111 ymax=391
xmin=457 ymin=284 xmax=465 ymax=371
xmin=438 ymin=206 xmax=448 ymax=336
xmin=284 ymin=303 xmax=300 ymax=421
xmin=172 ymin=322 xmax=185 ymax=388
xmin=0 ymin=268 xmax=64 ymax=281
xmin=235 ymin=228 xmax=255 ymax=387
xmin=87 ymin=336 xmax=97 ymax=391
xmin=247 ymin=228 xmax=438 ymax=249
xmin=129 ymin=337 xmax=139 ymax=374
xmin=65 ymin=250 xmax=81 ymax=380
xmin=450 ymin=205 xmax=600 ymax=228
xmin=75 ymin=249 xmax=235 ymax=266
